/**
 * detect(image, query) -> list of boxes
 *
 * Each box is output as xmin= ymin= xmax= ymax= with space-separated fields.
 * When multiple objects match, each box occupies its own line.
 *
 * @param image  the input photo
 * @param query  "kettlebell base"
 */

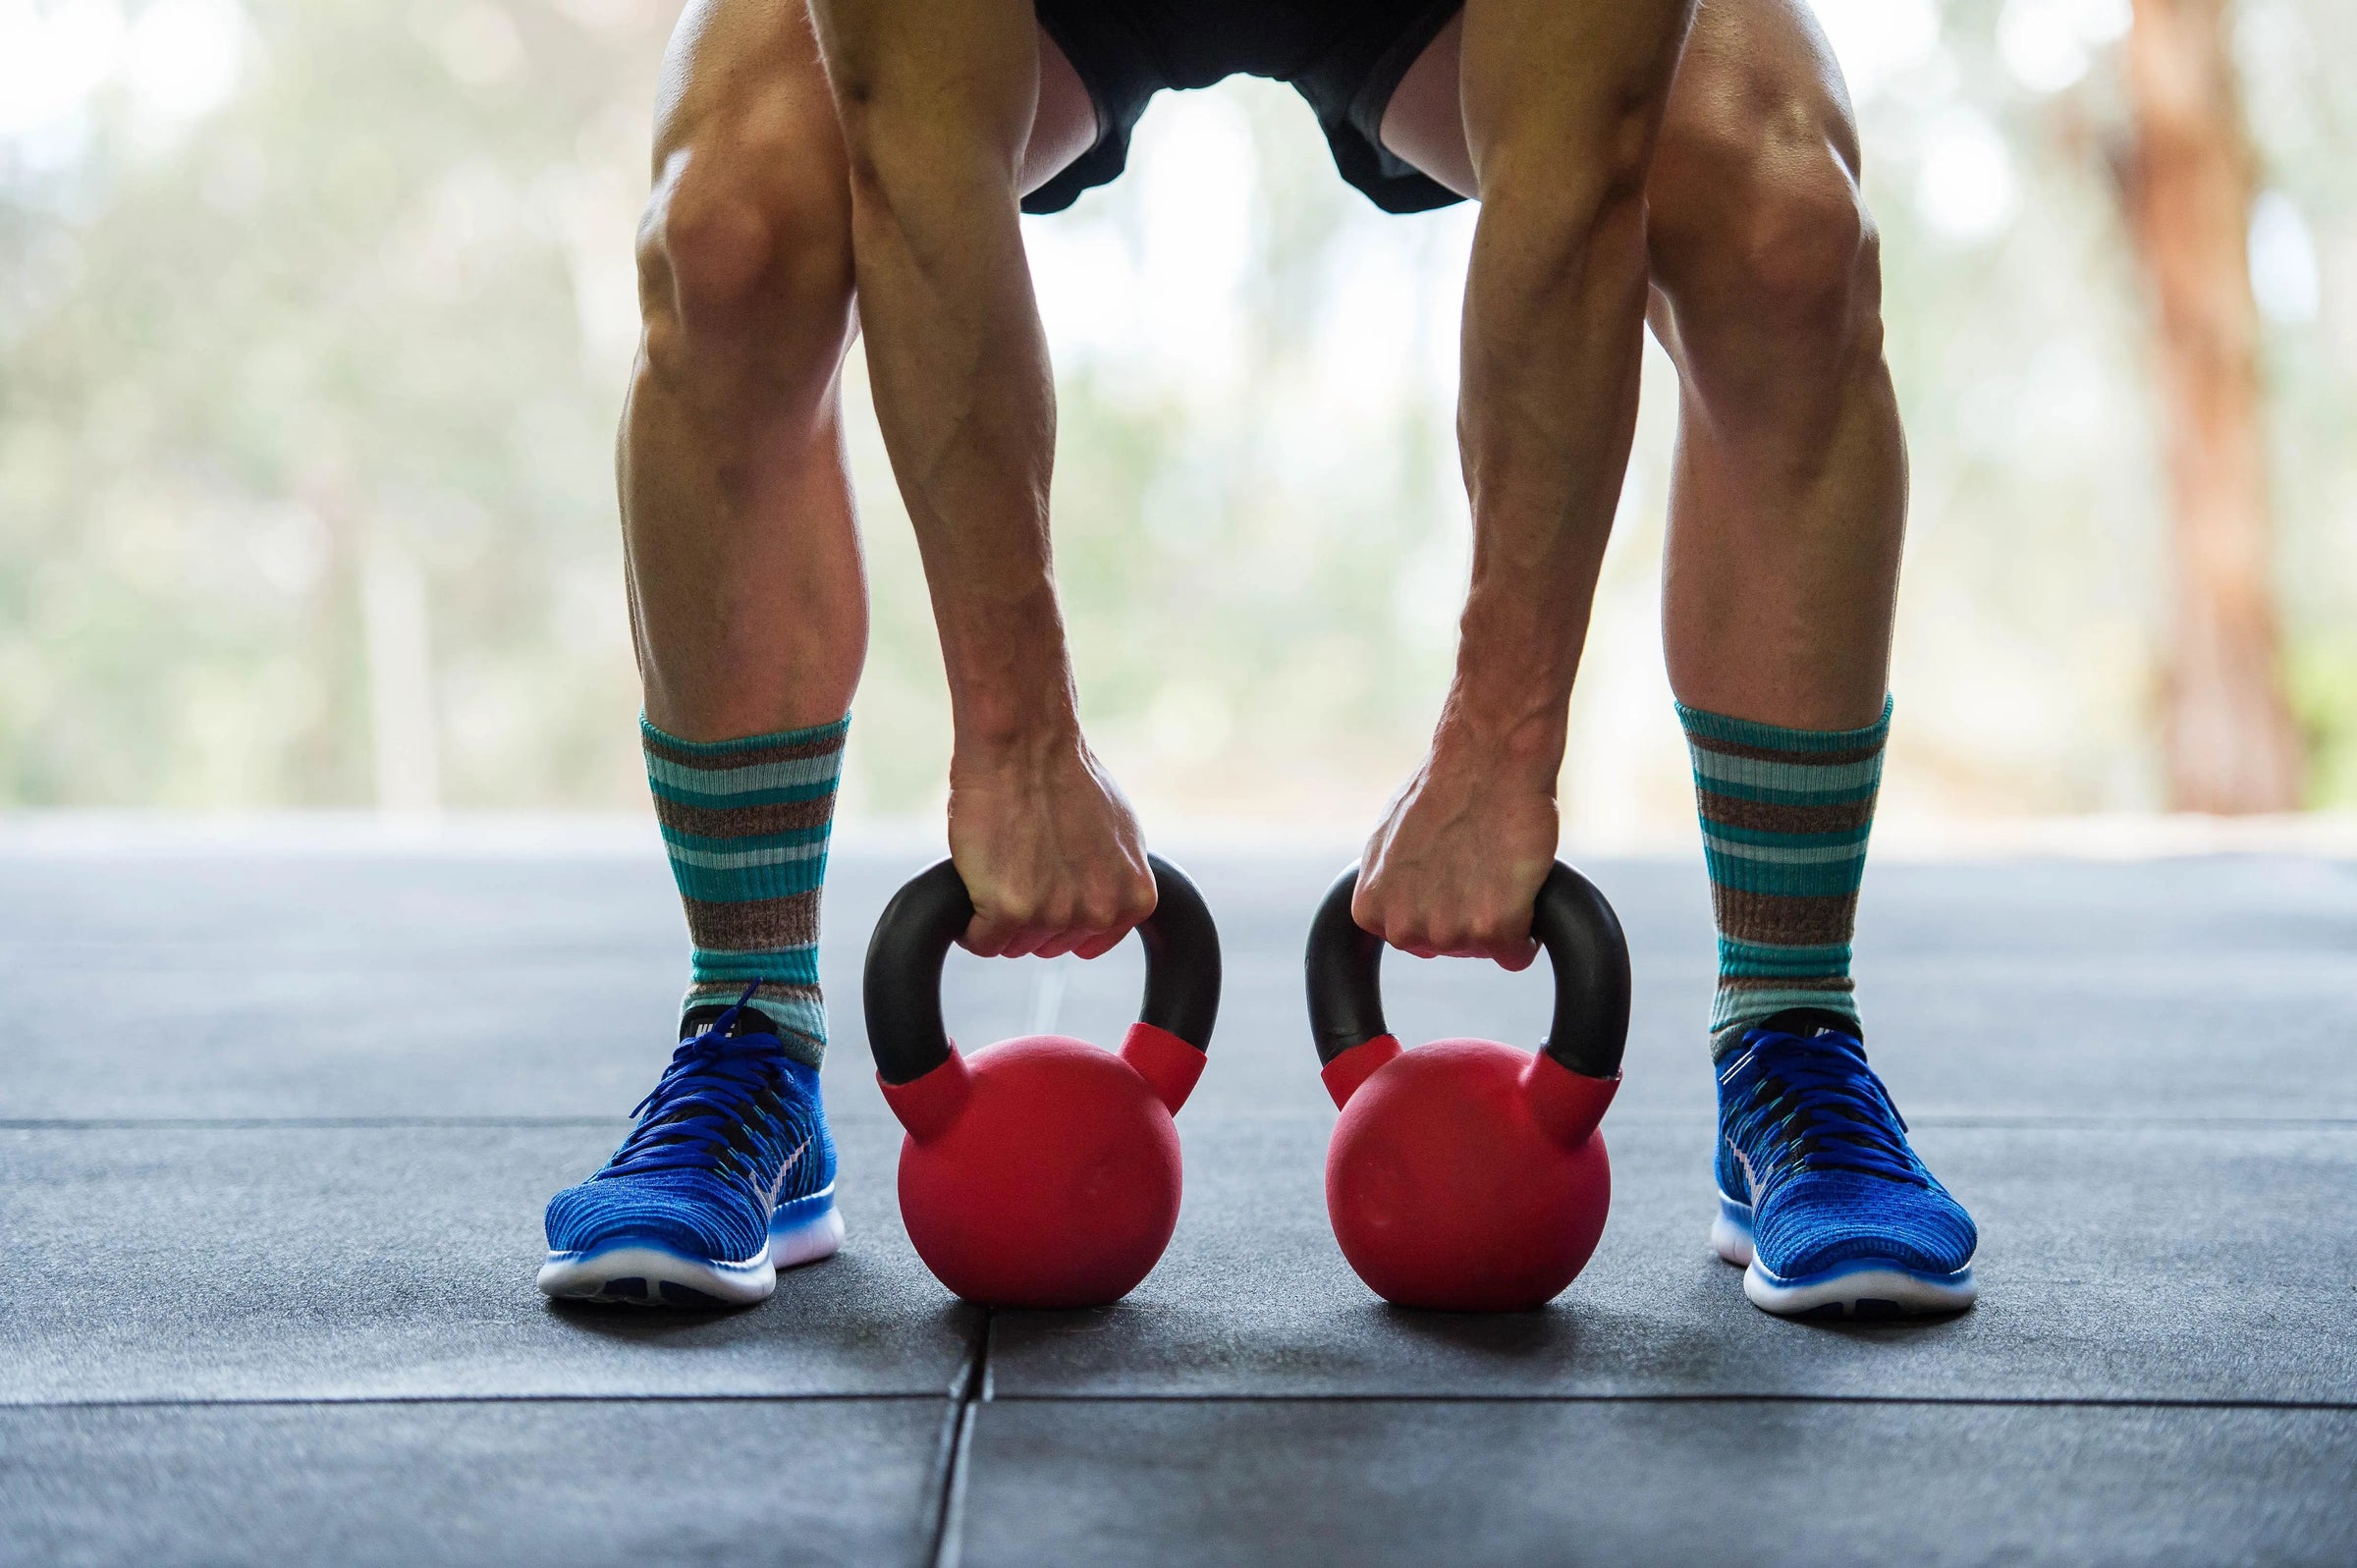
xmin=1356 ymin=1275 xmax=1572 ymax=1314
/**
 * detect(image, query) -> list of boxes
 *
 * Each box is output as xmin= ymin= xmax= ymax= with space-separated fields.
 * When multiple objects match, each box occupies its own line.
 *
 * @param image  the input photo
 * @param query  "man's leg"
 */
xmin=542 ymin=0 xmax=1095 ymax=1307
xmin=1641 ymin=1 xmax=1901 ymax=1046
xmin=1381 ymin=0 xmax=1975 ymax=1319
xmin=1642 ymin=5 xmax=1902 ymax=736
xmin=1641 ymin=2 xmax=1970 ymax=1322
xmin=623 ymin=0 xmax=864 ymax=1054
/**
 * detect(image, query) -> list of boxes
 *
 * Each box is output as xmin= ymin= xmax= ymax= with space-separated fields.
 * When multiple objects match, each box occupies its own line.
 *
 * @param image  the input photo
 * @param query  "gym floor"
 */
xmin=5 ymin=828 xmax=2354 ymax=1565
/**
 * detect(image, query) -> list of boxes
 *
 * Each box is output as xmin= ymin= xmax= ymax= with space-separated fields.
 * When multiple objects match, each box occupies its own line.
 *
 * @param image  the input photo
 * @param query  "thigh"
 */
xmin=652 ymin=0 xmax=1091 ymax=198
xmin=652 ymin=0 xmax=847 ymax=181
xmin=1378 ymin=0 xmax=1854 ymax=208
xmin=1646 ymin=0 xmax=1861 ymax=253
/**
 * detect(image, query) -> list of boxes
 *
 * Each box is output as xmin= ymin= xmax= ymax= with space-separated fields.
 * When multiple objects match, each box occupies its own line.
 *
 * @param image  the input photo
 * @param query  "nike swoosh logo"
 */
xmin=1731 ymin=1141 xmax=1760 ymax=1201
xmin=765 ymin=1137 xmax=812 ymax=1211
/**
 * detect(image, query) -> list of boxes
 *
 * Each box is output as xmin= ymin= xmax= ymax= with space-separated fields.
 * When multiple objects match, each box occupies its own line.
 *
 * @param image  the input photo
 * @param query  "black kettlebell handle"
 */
xmin=1305 ymin=860 xmax=1630 ymax=1080
xmin=863 ymin=854 xmax=1222 ymax=1085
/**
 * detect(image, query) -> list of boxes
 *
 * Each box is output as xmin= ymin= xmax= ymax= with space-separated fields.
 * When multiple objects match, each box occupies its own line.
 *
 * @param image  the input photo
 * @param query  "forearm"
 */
xmin=1446 ymin=0 xmax=1694 ymax=776
xmin=862 ymin=195 xmax=1072 ymax=751
xmin=814 ymin=0 xmax=1072 ymax=751
xmin=1448 ymin=197 xmax=1647 ymax=781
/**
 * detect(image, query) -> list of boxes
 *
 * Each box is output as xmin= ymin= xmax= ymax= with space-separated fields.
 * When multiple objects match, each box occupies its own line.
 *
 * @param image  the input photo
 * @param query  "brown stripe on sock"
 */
xmin=642 ymin=729 xmax=848 ymax=771
xmin=1712 ymin=889 xmax=1863 ymax=948
xmin=682 ymin=890 xmax=821 ymax=950
xmin=654 ymin=791 xmax=839 ymax=839
xmin=1718 ymin=973 xmax=1855 ymax=997
xmin=1694 ymin=789 xmax=1878 ymax=836
xmin=1686 ymin=733 xmax=1886 ymax=768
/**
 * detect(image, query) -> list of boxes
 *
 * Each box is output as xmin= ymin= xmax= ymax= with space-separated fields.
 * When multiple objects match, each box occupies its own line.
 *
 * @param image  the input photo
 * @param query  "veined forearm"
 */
xmin=815 ymin=0 xmax=1074 ymax=745
xmin=1445 ymin=0 xmax=1689 ymax=770
xmin=848 ymin=174 xmax=1074 ymax=740
xmin=1351 ymin=0 xmax=1690 ymax=966
xmin=845 ymin=154 xmax=1049 ymax=509
xmin=1448 ymin=180 xmax=1654 ymax=773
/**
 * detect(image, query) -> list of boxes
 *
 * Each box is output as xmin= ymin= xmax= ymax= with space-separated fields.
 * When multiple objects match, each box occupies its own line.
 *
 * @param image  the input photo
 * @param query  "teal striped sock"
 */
xmin=1677 ymin=696 xmax=1891 ymax=1056
xmin=643 ymin=713 xmax=849 ymax=1067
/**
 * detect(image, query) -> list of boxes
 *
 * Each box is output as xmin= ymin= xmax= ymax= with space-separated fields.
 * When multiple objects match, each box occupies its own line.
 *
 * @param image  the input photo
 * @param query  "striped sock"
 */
xmin=1677 ymin=696 xmax=1891 ymax=1056
xmin=642 ymin=713 xmax=849 ymax=1067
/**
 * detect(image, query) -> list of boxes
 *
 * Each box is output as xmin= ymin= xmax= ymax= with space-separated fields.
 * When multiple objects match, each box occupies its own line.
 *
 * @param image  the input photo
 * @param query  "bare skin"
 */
xmin=807 ymin=0 xmax=1693 ymax=959
xmin=806 ymin=0 xmax=1145 ymax=959
xmin=620 ymin=0 xmax=1901 ymax=969
xmin=622 ymin=0 xmax=1118 ymax=958
xmin=1360 ymin=0 xmax=1906 ymax=965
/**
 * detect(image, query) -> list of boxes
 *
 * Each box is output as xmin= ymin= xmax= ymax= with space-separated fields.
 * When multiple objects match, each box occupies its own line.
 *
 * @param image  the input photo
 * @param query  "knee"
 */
xmin=1650 ymin=94 xmax=1883 ymax=361
xmin=637 ymin=123 xmax=854 ymax=358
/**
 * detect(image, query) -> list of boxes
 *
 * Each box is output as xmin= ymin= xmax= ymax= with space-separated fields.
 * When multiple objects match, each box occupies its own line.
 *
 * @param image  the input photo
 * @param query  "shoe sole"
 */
xmin=537 ymin=1185 xmax=844 ymax=1308
xmin=1712 ymin=1191 xmax=1976 ymax=1321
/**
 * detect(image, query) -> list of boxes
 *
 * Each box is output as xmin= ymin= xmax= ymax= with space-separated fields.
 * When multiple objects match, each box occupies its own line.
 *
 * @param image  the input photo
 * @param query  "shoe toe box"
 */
xmin=1753 ymin=1170 xmax=1978 ymax=1279
xmin=544 ymin=1174 xmax=768 ymax=1265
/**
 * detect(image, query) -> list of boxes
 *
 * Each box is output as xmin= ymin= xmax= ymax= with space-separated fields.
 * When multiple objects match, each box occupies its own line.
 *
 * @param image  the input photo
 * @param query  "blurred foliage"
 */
xmin=0 ymin=0 xmax=664 ymax=808
xmin=0 ymin=0 xmax=2351 ymax=820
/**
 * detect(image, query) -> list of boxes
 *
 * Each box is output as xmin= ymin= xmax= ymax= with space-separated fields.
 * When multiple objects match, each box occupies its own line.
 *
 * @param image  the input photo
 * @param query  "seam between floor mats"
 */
xmin=974 ymin=1392 xmax=2357 ymax=1412
xmin=18 ymin=1386 xmax=2357 ymax=1414
xmin=13 ymin=1391 xmax=2356 ymax=1415
xmin=0 ymin=1392 xmax=955 ymax=1411
xmin=925 ymin=1310 xmax=992 ymax=1568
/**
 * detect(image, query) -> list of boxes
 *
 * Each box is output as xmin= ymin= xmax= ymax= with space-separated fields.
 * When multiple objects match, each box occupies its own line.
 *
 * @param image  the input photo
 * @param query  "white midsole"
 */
xmin=1744 ymin=1259 xmax=1977 ymax=1316
xmin=771 ymin=1203 xmax=846 ymax=1270
xmin=536 ymin=1244 xmax=776 ymax=1306
xmin=1711 ymin=1208 xmax=1755 ymax=1268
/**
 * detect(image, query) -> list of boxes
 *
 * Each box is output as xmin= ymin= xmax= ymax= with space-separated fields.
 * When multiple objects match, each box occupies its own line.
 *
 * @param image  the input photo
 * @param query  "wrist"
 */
xmin=1430 ymin=695 xmax=1566 ymax=793
xmin=953 ymin=700 xmax=1081 ymax=767
xmin=951 ymin=692 xmax=1084 ymax=778
xmin=941 ymin=587 xmax=1080 ymax=759
xmin=1440 ymin=591 xmax=1580 ymax=788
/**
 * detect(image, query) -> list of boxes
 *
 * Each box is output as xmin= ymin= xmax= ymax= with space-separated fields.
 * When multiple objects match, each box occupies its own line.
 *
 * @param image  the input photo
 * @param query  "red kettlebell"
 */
xmin=1307 ymin=861 xmax=1630 ymax=1311
xmin=863 ymin=855 xmax=1221 ymax=1308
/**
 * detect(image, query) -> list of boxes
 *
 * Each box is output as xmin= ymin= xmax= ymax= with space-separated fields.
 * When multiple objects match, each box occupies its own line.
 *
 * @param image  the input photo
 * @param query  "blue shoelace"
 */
xmin=597 ymin=986 xmax=798 ymax=1190
xmin=1721 ymin=1031 xmax=1924 ymax=1188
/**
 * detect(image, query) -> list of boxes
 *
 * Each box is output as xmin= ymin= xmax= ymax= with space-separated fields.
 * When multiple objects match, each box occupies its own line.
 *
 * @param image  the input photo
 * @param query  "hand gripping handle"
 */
xmin=862 ymin=854 xmax=1223 ymax=1086
xmin=1303 ymin=860 xmax=1631 ymax=1080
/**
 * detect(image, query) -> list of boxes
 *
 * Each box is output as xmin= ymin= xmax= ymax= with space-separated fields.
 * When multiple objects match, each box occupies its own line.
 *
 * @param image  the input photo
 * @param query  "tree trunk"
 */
xmin=2122 ymin=0 xmax=2302 ymax=812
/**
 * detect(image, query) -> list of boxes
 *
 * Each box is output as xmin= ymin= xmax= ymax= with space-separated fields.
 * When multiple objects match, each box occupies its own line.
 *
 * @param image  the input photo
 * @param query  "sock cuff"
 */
xmin=643 ymin=712 xmax=850 ymax=1064
xmin=1708 ymin=1004 xmax=1867 ymax=1061
xmin=1675 ymin=695 xmax=1891 ymax=755
xmin=639 ymin=712 xmax=850 ymax=758
xmin=1682 ymin=699 xmax=1887 ymax=1052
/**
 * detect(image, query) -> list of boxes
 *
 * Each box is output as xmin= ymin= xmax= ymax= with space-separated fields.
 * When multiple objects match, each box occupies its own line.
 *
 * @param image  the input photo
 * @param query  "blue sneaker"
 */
xmin=1712 ymin=1024 xmax=1977 ymax=1320
xmin=538 ymin=991 xmax=842 ymax=1307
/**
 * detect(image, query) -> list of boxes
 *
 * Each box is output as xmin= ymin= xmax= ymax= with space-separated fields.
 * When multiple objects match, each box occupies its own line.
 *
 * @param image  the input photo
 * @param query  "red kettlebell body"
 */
xmin=1306 ymin=861 xmax=1631 ymax=1312
xmin=881 ymin=1025 xmax=1204 ymax=1308
xmin=865 ymin=857 xmax=1221 ymax=1309
xmin=1324 ymin=1036 xmax=1617 ymax=1312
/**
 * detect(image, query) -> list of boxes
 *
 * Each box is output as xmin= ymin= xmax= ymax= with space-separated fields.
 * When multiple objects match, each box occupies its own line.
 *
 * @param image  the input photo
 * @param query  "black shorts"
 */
xmin=1026 ymin=0 xmax=1465 ymax=217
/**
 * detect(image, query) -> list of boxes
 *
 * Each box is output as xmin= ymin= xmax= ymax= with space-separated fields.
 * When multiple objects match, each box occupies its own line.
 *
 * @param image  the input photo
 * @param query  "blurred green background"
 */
xmin=1 ymin=0 xmax=2350 ymax=838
